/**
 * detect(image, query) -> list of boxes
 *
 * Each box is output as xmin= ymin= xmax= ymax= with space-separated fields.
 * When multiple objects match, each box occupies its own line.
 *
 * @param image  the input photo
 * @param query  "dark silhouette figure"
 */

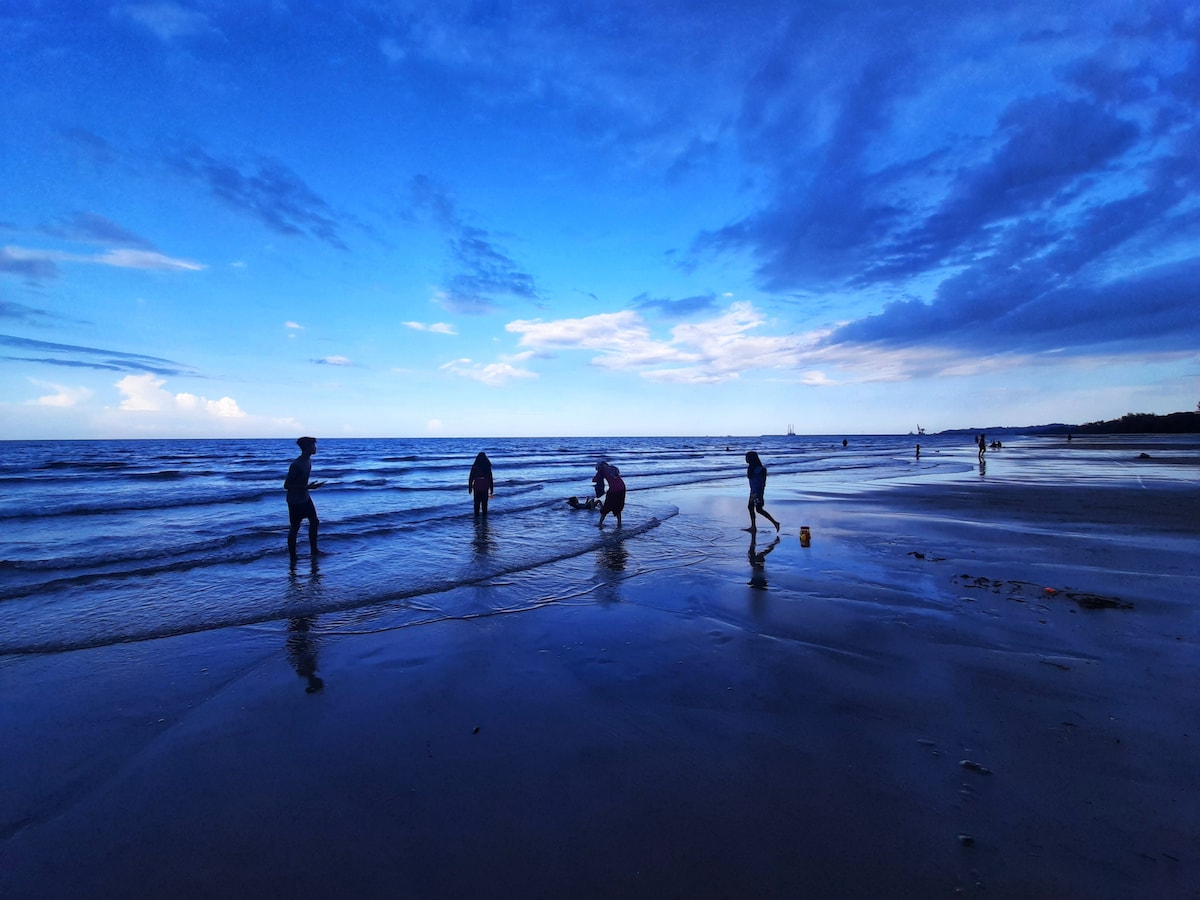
xmin=596 ymin=463 xmax=626 ymax=527
xmin=977 ymin=434 xmax=987 ymax=461
xmin=915 ymin=443 xmax=921 ymax=459
xmin=567 ymin=496 xmax=599 ymax=510
xmin=286 ymin=615 xmax=324 ymax=694
xmin=748 ymin=531 xmax=780 ymax=591
xmin=468 ymin=452 xmax=495 ymax=516
xmin=744 ymin=451 xmax=781 ymax=532
xmin=284 ymin=436 xmax=325 ymax=559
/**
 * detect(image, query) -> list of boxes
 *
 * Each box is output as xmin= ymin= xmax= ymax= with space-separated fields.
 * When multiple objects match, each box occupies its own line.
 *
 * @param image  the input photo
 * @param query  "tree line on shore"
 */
xmin=939 ymin=409 xmax=1200 ymax=436
xmin=1071 ymin=410 xmax=1200 ymax=434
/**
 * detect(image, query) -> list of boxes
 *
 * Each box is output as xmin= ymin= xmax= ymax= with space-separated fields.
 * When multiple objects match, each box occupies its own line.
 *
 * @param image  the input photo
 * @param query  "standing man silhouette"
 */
xmin=597 ymin=463 xmax=626 ymax=528
xmin=285 ymin=436 xmax=325 ymax=559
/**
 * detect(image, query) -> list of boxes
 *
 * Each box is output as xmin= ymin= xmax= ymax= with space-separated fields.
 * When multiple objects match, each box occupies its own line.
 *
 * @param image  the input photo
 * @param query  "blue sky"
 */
xmin=1 ymin=0 xmax=1196 ymax=438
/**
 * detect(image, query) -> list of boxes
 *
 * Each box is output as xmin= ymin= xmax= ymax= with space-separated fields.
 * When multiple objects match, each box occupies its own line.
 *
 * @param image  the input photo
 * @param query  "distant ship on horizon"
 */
xmin=786 ymin=424 xmax=795 ymax=436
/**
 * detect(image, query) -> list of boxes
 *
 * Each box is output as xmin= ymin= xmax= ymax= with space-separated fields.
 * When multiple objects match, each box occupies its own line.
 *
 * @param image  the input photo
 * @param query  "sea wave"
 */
xmin=0 ymin=503 xmax=677 ymax=655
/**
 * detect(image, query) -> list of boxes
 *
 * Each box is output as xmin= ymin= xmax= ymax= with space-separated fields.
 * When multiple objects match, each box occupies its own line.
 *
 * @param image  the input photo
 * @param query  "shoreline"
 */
xmin=3 ymin=463 xmax=1199 ymax=898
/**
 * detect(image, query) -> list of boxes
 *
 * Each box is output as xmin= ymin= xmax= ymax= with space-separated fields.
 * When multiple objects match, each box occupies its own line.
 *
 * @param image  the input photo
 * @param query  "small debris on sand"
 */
xmin=953 ymin=574 xmax=1132 ymax=610
xmin=960 ymin=759 xmax=992 ymax=775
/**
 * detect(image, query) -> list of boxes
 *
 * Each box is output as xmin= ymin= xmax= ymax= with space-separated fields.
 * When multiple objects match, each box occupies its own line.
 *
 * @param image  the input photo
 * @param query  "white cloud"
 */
xmin=640 ymin=368 xmax=733 ymax=385
xmin=506 ymin=302 xmax=802 ymax=384
xmin=3 ymin=244 xmax=204 ymax=272
xmin=404 ymin=321 xmax=458 ymax=335
xmin=117 ymin=3 xmax=216 ymax=41
xmin=440 ymin=357 xmax=538 ymax=386
xmin=381 ymin=38 xmax=407 ymax=64
xmin=95 ymin=249 xmax=204 ymax=271
xmin=667 ymin=303 xmax=801 ymax=375
xmin=801 ymin=371 xmax=836 ymax=386
xmin=116 ymin=374 xmax=246 ymax=418
xmin=285 ymin=321 xmax=304 ymax=330
xmin=316 ymin=355 xmax=352 ymax=366
xmin=29 ymin=379 xmax=93 ymax=407
xmin=174 ymin=392 xmax=245 ymax=417
xmin=507 ymin=310 xmax=648 ymax=349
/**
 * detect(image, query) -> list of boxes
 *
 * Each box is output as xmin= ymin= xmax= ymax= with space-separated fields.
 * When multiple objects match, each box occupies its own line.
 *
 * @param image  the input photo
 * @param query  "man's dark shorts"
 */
xmin=288 ymin=498 xmax=318 ymax=526
xmin=601 ymin=489 xmax=626 ymax=516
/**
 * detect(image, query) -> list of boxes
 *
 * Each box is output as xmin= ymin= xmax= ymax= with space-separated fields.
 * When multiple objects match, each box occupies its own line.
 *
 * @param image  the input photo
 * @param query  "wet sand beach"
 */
xmin=3 ymin=444 xmax=1199 ymax=898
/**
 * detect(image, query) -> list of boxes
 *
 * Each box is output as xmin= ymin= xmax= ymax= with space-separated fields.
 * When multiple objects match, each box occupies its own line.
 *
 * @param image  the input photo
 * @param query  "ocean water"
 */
xmin=2 ymin=432 xmax=1191 ymax=656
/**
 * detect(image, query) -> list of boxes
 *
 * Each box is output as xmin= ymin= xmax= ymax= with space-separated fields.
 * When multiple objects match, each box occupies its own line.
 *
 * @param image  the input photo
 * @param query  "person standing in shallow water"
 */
xmin=468 ymin=452 xmax=494 ymax=516
xmin=744 ymin=450 xmax=780 ymax=533
xmin=597 ymin=463 xmax=626 ymax=527
xmin=284 ymin=436 xmax=324 ymax=559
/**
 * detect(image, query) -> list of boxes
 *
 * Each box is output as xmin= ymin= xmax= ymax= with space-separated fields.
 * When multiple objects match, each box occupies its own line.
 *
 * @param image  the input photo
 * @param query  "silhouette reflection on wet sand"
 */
xmin=748 ymin=532 xmax=780 ymax=591
xmin=286 ymin=557 xmax=324 ymax=693
xmin=286 ymin=615 xmax=324 ymax=694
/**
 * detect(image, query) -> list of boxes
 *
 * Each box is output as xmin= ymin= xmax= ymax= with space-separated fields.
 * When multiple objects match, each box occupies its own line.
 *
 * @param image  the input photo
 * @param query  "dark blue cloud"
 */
xmin=408 ymin=175 xmax=538 ymax=315
xmin=0 ymin=249 xmax=58 ymax=280
xmin=862 ymin=95 xmax=1141 ymax=284
xmin=998 ymin=258 xmax=1200 ymax=351
xmin=665 ymin=137 xmax=721 ymax=184
xmin=0 ymin=334 xmax=195 ymax=375
xmin=59 ymin=128 xmax=118 ymax=167
xmin=1 ymin=299 xmax=59 ymax=324
xmin=40 ymin=212 xmax=155 ymax=249
xmin=633 ymin=292 xmax=719 ymax=319
xmin=827 ymin=241 xmax=1200 ymax=357
xmin=825 ymin=108 xmax=1199 ymax=355
xmin=693 ymin=22 xmax=922 ymax=288
xmin=690 ymin=2 xmax=1198 ymax=361
xmin=169 ymin=146 xmax=347 ymax=250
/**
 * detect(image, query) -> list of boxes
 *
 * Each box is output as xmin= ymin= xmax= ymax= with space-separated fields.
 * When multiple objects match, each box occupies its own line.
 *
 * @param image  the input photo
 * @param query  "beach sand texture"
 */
xmin=2 ymin=437 xmax=1198 ymax=898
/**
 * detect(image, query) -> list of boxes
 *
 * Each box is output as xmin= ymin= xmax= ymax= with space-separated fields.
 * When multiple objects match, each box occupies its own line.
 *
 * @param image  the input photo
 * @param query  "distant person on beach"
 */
xmin=915 ymin=444 xmax=921 ymax=459
xmin=744 ymin=451 xmax=781 ymax=533
xmin=567 ymin=496 xmax=599 ymax=511
xmin=978 ymin=434 xmax=987 ymax=461
xmin=597 ymin=463 xmax=626 ymax=527
xmin=284 ymin=436 xmax=325 ymax=559
xmin=468 ymin=452 xmax=495 ymax=516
